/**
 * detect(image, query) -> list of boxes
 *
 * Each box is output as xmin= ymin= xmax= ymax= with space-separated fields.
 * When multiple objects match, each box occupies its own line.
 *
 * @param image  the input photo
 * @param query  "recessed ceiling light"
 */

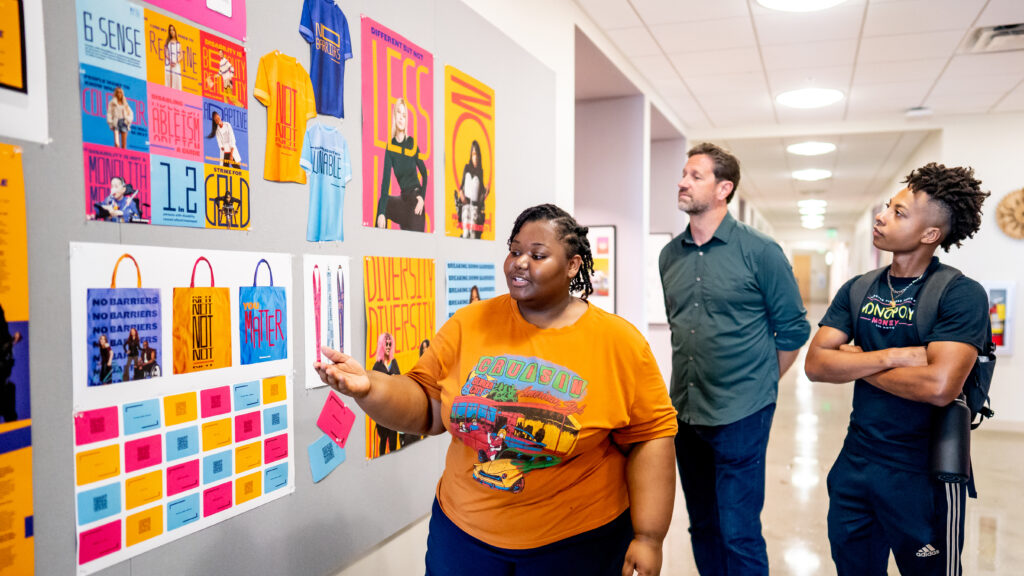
xmin=757 ymin=0 xmax=848 ymax=13
xmin=776 ymin=88 xmax=844 ymax=109
xmin=787 ymin=141 xmax=836 ymax=156
xmin=793 ymin=169 xmax=832 ymax=182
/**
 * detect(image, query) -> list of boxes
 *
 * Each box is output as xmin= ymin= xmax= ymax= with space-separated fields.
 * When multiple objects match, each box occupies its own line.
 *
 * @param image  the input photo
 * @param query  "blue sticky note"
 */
xmin=308 ymin=433 xmax=345 ymax=483
xmin=165 ymin=426 xmax=199 ymax=462
xmin=202 ymin=450 xmax=232 ymax=484
xmin=263 ymin=405 xmax=288 ymax=435
xmin=167 ymin=493 xmax=200 ymax=531
xmin=123 ymin=400 xmax=161 ymax=435
xmin=264 ymin=463 xmax=288 ymax=492
xmin=233 ymin=381 xmax=261 ymax=410
xmin=77 ymin=482 xmax=121 ymax=525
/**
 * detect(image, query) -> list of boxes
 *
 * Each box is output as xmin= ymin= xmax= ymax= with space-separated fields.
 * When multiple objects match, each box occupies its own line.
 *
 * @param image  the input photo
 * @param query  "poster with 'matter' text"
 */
xmin=444 ymin=67 xmax=495 ymax=240
xmin=363 ymin=256 xmax=435 ymax=458
xmin=360 ymin=17 xmax=434 ymax=233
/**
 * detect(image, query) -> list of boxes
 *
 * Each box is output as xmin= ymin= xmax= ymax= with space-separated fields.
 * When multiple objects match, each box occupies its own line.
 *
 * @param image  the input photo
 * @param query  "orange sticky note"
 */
xmin=262 ymin=375 xmax=287 ymax=404
xmin=76 ymin=445 xmax=121 ymax=486
xmin=164 ymin=392 xmax=198 ymax=426
xmin=235 ymin=471 xmax=262 ymax=505
xmin=202 ymin=418 xmax=232 ymax=451
xmin=125 ymin=505 xmax=163 ymax=547
xmin=125 ymin=470 xmax=163 ymax=510
xmin=235 ymin=442 xmax=261 ymax=474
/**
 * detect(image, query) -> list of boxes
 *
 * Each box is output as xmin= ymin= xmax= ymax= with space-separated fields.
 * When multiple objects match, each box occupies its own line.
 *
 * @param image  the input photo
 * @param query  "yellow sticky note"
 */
xmin=76 ymin=445 xmax=121 ymax=486
xmin=126 ymin=505 xmax=163 ymax=547
xmin=125 ymin=470 xmax=163 ymax=510
xmin=235 ymin=442 xmax=261 ymax=474
xmin=202 ymin=418 xmax=232 ymax=451
xmin=235 ymin=471 xmax=262 ymax=505
xmin=164 ymin=392 xmax=198 ymax=426
xmin=262 ymin=375 xmax=287 ymax=404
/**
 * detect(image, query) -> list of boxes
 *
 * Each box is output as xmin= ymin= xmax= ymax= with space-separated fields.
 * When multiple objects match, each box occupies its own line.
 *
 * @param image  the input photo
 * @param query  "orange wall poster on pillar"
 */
xmin=444 ymin=66 xmax=494 ymax=241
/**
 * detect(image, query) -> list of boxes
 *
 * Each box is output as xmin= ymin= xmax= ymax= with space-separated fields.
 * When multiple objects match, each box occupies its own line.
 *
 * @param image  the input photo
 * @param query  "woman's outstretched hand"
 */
xmin=314 ymin=346 xmax=371 ymax=399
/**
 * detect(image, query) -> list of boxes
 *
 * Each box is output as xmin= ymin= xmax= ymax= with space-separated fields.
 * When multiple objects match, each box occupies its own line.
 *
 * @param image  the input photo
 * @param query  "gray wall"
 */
xmin=22 ymin=0 xmax=557 ymax=574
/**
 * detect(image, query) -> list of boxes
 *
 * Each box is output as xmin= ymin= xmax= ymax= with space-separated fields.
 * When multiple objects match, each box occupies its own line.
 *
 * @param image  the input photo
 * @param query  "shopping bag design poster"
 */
xmin=363 ymin=256 xmax=435 ymax=458
xmin=444 ymin=67 xmax=495 ymax=240
xmin=0 ymin=143 xmax=33 ymax=575
xmin=303 ymin=255 xmax=351 ymax=390
xmin=76 ymin=0 xmax=250 ymax=230
xmin=70 ymin=243 xmax=293 ymax=575
xmin=360 ymin=17 xmax=434 ymax=233
xmin=445 ymin=261 xmax=496 ymax=319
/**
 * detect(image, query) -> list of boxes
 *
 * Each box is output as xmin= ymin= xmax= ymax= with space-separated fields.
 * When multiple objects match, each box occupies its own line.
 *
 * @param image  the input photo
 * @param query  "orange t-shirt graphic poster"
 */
xmin=444 ymin=66 xmax=494 ymax=240
xmin=254 ymin=51 xmax=316 ymax=184
xmin=363 ymin=256 xmax=435 ymax=459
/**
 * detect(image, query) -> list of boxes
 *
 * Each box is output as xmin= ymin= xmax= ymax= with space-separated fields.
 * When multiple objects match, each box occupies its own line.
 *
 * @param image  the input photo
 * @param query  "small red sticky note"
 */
xmin=316 ymin=392 xmax=356 ymax=449
xmin=74 ymin=406 xmax=119 ymax=446
xmin=166 ymin=460 xmax=200 ymax=496
xmin=263 ymin=433 xmax=288 ymax=463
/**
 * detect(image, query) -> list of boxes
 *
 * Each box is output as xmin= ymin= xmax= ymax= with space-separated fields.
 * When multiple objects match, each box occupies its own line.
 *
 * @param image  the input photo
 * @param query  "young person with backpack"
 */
xmin=804 ymin=163 xmax=993 ymax=576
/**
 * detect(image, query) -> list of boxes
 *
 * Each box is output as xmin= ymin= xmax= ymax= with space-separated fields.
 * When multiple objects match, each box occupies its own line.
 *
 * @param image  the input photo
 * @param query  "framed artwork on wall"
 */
xmin=586 ymin=225 xmax=616 ymax=313
xmin=981 ymin=281 xmax=1015 ymax=356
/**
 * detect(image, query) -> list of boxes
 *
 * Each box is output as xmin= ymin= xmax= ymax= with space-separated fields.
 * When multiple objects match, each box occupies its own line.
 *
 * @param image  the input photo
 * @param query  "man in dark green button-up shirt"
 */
xmin=660 ymin=142 xmax=809 ymax=575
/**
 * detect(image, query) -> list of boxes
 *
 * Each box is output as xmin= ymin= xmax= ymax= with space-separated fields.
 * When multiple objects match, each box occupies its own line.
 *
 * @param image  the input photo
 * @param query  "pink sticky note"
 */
xmin=316 ymin=392 xmax=356 ymax=449
xmin=79 ymin=519 xmax=122 ymax=564
xmin=263 ymin=433 xmax=288 ymax=463
xmin=203 ymin=481 xmax=232 ymax=517
xmin=74 ymin=406 xmax=119 ymax=446
xmin=201 ymin=386 xmax=232 ymax=418
xmin=234 ymin=411 xmax=261 ymax=442
xmin=167 ymin=460 xmax=200 ymax=496
xmin=125 ymin=435 xmax=163 ymax=473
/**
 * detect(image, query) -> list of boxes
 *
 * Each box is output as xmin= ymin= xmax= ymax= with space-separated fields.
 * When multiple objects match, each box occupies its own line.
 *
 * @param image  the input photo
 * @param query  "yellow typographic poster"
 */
xmin=444 ymin=66 xmax=495 ymax=240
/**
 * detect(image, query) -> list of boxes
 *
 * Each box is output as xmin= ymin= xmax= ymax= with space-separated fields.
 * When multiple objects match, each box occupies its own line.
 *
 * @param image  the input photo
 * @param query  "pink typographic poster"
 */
xmin=145 ymin=0 xmax=247 ymax=42
xmin=360 ymin=17 xmax=434 ymax=233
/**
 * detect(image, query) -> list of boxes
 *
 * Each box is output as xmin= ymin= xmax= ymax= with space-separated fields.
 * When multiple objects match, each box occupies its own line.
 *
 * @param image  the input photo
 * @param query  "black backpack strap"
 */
xmin=849 ymin=267 xmax=885 ymax=344
xmin=914 ymin=264 xmax=962 ymax=343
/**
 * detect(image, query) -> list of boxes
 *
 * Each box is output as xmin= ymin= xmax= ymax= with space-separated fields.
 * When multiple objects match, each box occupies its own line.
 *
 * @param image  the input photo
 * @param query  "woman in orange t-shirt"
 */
xmin=315 ymin=204 xmax=677 ymax=575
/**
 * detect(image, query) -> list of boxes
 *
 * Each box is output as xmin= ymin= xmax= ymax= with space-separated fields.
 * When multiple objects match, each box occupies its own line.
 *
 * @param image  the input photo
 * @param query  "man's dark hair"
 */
xmin=903 ymin=162 xmax=990 ymax=251
xmin=688 ymin=142 xmax=741 ymax=203
xmin=507 ymin=204 xmax=594 ymax=299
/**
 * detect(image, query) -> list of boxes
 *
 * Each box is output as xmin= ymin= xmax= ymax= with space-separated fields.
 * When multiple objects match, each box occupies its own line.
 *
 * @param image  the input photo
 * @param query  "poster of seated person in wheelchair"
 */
xmin=204 ymin=164 xmax=250 ymax=230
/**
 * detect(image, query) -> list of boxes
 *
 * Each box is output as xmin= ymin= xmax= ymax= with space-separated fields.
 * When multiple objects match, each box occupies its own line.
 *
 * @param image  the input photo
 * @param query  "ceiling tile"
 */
xmin=633 ymin=0 xmax=750 ymax=25
xmin=993 ymin=82 xmax=1024 ymax=112
xmin=863 ymin=0 xmax=986 ymax=37
xmin=703 ymin=105 xmax=776 ymax=127
xmin=975 ymin=0 xmax=1024 ymax=27
xmin=924 ymin=92 xmax=1005 ymax=114
xmin=762 ymin=40 xmax=857 ymax=71
xmin=687 ymin=72 xmax=769 ymax=96
xmin=576 ymin=0 xmax=643 ymax=30
xmin=942 ymin=52 xmax=1024 ymax=78
xmin=668 ymin=48 xmax=763 ymax=77
xmin=630 ymin=54 xmax=680 ymax=84
xmin=931 ymin=73 xmax=1020 ymax=95
xmin=753 ymin=4 xmax=865 ymax=46
xmin=606 ymin=27 xmax=663 ymax=57
xmin=858 ymin=30 xmax=963 ymax=63
xmin=846 ymin=81 xmax=933 ymax=112
xmin=775 ymin=106 xmax=846 ymax=124
xmin=768 ymin=66 xmax=852 ymax=93
xmin=650 ymin=18 xmax=756 ymax=53
xmin=852 ymin=59 xmax=947 ymax=85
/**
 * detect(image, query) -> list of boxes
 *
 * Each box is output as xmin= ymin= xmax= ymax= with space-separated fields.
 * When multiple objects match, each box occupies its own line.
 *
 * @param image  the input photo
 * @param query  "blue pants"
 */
xmin=827 ymin=448 xmax=966 ymax=576
xmin=424 ymin=498 xmax=632 ymax=576
xmin=674 ymin=403 xmax=775 ymax=576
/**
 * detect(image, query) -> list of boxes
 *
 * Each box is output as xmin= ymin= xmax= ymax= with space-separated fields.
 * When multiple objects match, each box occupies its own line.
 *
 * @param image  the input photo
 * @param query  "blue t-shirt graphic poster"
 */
xmin=300 ymin=123 xmax=351 ymax=242
xmin=299 ymin=0 xmax=353 ymax=117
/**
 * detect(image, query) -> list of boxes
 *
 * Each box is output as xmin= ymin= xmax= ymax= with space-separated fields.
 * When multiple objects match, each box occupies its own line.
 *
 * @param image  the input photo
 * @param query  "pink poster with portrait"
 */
xmin=360 ymin=17 xmax=434 ymax=233
xmin=144 ymin=0 xmax=247 ymax=42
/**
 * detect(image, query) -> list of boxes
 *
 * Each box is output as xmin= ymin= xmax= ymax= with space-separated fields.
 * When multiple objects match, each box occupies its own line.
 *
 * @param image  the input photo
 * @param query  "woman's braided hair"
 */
xmin=903 ymin=162 xmax=990 ymax=251
xmin=507 ymin=204 xmax=594 ymax=300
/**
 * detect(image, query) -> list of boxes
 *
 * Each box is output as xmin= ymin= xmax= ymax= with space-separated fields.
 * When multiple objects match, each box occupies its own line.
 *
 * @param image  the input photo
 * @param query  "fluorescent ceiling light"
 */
xmin=802 ymin=220 xmax=824 ymax=230
xmin=793 ymin=169 xmax=832 ymax=181
xmin=797 ymin=198 xmax=828 ymax=208
xmin=757 ymin=0 xmax=848 ymax=12
xmin=799 ymin=206 xmax=826 ymax=215
xmin=776 ymin=88 xmax=844 ymax=109
xmin=787 ymin=141 xmax=836 ymax=156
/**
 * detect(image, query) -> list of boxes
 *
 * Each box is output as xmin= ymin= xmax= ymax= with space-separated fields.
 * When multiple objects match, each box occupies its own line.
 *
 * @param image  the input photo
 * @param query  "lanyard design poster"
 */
xmin=445 ymin=261 xmax=496 ymax=319
xmin=76 ymin=0 xmax=250 ymax=230
xmin=70 ymin=243 xmax=293 ymax=575
xmin=363 ymin=256 xmax=435 ymax=459
xmin=360 ymin=17 xmax=434 ymax=233
xmin=303 ymin=255 xmax=351 ymax=390
xmin=0 ymin=143 xmax=33 ymax=575
xmin=444 ymin=67 xmax=495 ymax=240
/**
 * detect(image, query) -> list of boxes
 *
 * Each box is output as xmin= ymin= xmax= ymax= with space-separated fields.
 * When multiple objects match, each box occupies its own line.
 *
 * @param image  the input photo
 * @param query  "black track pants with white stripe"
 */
xmin=827 ymin=448 xmax=966 ymax=576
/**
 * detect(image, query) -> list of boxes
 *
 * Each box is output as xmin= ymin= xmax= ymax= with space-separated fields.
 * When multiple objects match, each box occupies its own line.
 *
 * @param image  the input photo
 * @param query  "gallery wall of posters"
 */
xmin=0 ymin=143 xmax=33 ymax=575
xmin=360 ymin=17 xmax=434 ymax=233
xmin=363 ymin=256 xmax=435 ymax=459
xmin=445 ymin=261 xmax=496 ymax=319
xmin=444 ymin=67 xmax=495 ymax=240
xmin=303 ymin=255 xmax=352 ymax=389
xmin=586 ymin=226 xmax=616 ymax=313
xmin=69 ymin=243 xmax=294 ymax=575
xmin=76 ymin=0 xmax=250 ymax=230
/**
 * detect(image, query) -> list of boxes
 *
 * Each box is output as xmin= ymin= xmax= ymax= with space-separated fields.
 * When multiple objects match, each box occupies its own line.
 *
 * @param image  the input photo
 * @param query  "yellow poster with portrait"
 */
xmin=444 ymin=66 xmax=495 ymax=240
xmin=144 ymin=10 xmax=202 ymax=96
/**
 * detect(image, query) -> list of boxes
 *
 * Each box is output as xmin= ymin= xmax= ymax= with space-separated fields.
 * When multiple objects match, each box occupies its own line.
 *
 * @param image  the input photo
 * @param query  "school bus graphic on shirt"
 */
xmin=451 ymin=354 xmax=586 ymax=494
